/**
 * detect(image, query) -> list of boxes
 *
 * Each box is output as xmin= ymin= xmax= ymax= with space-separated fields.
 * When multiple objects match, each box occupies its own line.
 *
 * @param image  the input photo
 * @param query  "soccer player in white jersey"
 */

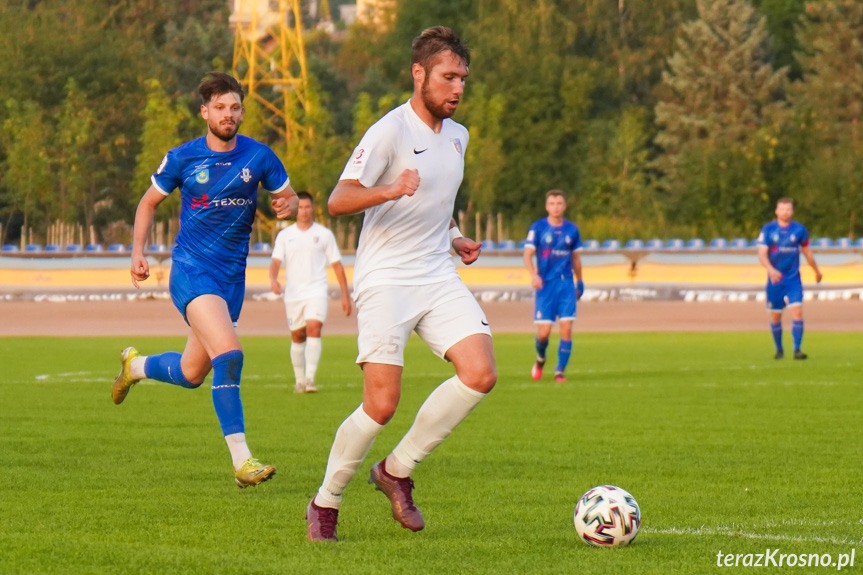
xmin=269 ymin=192 xmax=351 ymax=393
xmin=305 ymin=26 xmax=497 ymax=542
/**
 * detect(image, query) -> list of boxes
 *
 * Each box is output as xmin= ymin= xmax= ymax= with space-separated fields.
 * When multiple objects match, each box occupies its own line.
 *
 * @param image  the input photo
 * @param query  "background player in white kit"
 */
xmin=269 ymin=192 xmax=351 ymax=393
xmin=305 ymin=26 xmax=497 ymax=542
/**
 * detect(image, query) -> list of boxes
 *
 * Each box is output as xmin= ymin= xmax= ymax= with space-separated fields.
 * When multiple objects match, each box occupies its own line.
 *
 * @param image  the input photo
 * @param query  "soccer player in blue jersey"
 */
xmin=757 ymin=198 xmax=822 ymax=360
xmin=523 ymin=190 xmax=584 ymax=383
xmin=111 ymin=72 xmax=298 ymax=488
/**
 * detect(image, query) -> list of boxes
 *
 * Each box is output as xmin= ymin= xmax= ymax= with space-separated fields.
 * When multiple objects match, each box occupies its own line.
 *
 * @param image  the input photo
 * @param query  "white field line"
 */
xmin=643 ymin=525 xmax=863 ymax=546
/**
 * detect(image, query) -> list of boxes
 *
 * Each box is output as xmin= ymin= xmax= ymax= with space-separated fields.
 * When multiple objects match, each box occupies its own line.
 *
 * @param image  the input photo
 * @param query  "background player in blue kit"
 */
xmin=757 ymin=198 xmax=822 ymax=360
xmin=523 ymin=190 xmax=584 ymax=383
xmin=111 ymin=72 xmax=298 ymax=488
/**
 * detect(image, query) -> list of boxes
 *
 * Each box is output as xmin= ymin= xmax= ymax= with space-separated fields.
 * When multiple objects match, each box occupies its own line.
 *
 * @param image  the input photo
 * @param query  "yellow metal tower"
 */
xmin=231 ymin=0 xmax=312 ymax=155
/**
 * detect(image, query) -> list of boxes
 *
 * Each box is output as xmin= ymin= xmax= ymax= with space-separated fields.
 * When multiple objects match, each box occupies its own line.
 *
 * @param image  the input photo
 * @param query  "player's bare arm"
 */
xmin=450 ymin=219 xmax=481 ymax=265
xmin=523 ymin=246 xmax=543 ymax=289
xmin=331 ymin=261 xmax=352 ymax=316
xmin=801 ymin=245 xmax=823 ymax=283
xmin=130 ymin=186 xmax=168 ymax=288
xmin=328 ymin=170 xmax=419 ymax=216
xmin=757 ymin=245 xmax=783 ymax=284
xmin=268 ymin=257 xmax=283 ymax=295
xmin=271 ymin=186 xmax=299 ymax=219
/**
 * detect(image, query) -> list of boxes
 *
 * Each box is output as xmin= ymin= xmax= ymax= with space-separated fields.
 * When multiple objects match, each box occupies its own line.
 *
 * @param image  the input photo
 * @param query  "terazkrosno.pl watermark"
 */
xmin=717 ymin=549 xmax=856 ymax=570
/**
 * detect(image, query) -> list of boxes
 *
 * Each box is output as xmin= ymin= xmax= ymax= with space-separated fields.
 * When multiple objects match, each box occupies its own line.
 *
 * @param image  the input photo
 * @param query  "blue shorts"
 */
xmin=170 ymin=259 xmax=245 ymax=324
xmin=534 ymin=277 xmax=576 ymax=323
xmin=766 ymin=276 xmax=803 ymax=312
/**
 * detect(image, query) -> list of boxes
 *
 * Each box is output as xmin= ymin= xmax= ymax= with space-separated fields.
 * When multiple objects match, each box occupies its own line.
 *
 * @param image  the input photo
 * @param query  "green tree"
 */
xmin=790 ymin=0 xmax=863 ymax=238
xmin=655 ymin=0 xmax=790 ymax=236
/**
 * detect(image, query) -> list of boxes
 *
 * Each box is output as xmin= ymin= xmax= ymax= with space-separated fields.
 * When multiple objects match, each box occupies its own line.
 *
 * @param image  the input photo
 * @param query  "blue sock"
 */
xmin=770 ymin=322 xmax=783 ymax=352
xmin=535 ymin=337 xmax=549 ymax=362
xmin=556 ymin=340 xmax=572 ymax=373
xmin=211 ymin=350 xmax=245 ymax=436
xmin=792 ymin=320 xmax=803 ymax=352
xmin=144 ymin=352 xmax=199 ymax=388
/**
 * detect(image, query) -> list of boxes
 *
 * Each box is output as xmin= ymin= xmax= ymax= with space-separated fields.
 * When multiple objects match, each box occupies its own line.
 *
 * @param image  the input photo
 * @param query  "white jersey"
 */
xmin=271 ymin=222 xmax=341 ymax=302
xmin=339 ymin=101 xmax=469 ymax=296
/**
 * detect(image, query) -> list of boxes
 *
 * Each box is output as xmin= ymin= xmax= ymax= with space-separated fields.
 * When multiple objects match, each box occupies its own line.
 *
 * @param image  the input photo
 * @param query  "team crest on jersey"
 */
xmin=196 ymin=169 xmax=209 ymax=184
xmin=772 ymin=233 xmax=779 ymax=242
xmin=790 ymin=234 xmax=796 ymax=242
xmin=544 ymin=234 xmax=553 ymax=244
xmin=565 ymin=236 xmax=571 ymax=245
xmin=313 ymin=236 xmax=319 ymax=244
xmin=450 ymin=138 xmax=463 ymax=155
xmin=241 ymin=168 xmax=252 ymax=183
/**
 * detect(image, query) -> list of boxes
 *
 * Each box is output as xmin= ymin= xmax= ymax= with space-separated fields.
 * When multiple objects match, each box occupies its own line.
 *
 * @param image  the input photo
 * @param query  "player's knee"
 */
xmin=365 ymin=398 xmax=398 ymax=425
xmin=461 ymin=367 xmax=497 ymax=394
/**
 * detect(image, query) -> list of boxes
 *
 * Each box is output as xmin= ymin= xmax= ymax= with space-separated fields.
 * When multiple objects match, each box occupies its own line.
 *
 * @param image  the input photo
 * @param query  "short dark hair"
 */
xmin=777 ymin=197 xmax=794 ymax=206
xmin=411 ymin=26 xmax=470 ymax=73
xmin=199 ymin=72 xmax=244 ymax=105
xmin=297 ymin=192 xmax=314 ymax=203
xmin=546 ymin=189 xmax=566 ymax=200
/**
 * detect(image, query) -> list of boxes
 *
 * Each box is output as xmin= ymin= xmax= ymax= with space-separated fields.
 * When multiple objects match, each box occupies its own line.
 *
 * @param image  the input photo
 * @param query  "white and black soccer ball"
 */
xmin=573 ymin=485 xmax=641 ymax=547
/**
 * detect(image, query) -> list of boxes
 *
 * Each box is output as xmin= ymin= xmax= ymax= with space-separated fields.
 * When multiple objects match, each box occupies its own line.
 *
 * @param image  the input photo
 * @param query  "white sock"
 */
xmin=290 ymin=341 xmax=306 ymax=384
xmin=315 ymin=404 xmax=383 ymax=509
xmin=305 ymin=337 xmax=322 ymax=383
xmin=130 ymin=356 xmax=147 ymax=379
xmin=387 ymin=375 xmax=486 ymax=478
xmin=225 ymin=432 xmax=253 ymax=470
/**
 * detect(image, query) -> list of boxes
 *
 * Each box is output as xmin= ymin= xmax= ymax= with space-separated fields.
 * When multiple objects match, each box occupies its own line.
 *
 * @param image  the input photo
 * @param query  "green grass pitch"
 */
xmin=1 ymin=332 xmax=861 ymax=574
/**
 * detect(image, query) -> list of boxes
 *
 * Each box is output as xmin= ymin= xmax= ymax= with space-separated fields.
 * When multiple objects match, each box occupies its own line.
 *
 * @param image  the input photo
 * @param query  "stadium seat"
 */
xmin=497 ymin=239 xmax=516 ymax=251
xmin=251 ymin=242 xmax=272 ymax=253
xmin=601 ymin=239 xmax=621 ymax=250
xmin=686 ymin=238 xmax=706 ymax=249
xmin=45 ymin=244 xmax=62 ymax=252
xmin=147 ymin=243 xmax=167 ymax=252
xmin=857 ymin=238 xmax=863 ymax=248
xmin=107 ymin=243 xmax=126 ymax=252
xmin=480 ymin=240 xmax=497 ymax=250
xmin=708 ymin=238 xmax=728 ymax=249
xmin=65 ymin=244 xmax=83 ymax=252
xmin=581 ymin=239 xmax=599 ymax=250
xmin=1 ymin=244 xmax=19 ymax=252
xmin=24 ymin=244 xmax=42 ymax=253
xmin=85 ymin=244 xmax=104 ymax=253
xmin=812 ymin=237 xmax=832 ymax=248
xmin=730 ymin=238 xmax=749 ymax=248
xmin=624 ymin=239 xmax=644 ymax=249
xmin=665 ymin=238 xmax=684 ymax=249
xmin=517 ymin=240 xmax=528 ymax=249
xmin=646 ymin=239 xmax=664 ymax=249
xmin=833 ymin=237 xmax=852 ymax=248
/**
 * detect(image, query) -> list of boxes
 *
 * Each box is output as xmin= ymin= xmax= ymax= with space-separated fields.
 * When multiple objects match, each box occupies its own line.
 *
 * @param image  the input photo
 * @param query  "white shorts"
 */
xmin=355 ymin=279 xmax=492 ymax=366
xmin=285 ymin=296 xmax=328 ymax=331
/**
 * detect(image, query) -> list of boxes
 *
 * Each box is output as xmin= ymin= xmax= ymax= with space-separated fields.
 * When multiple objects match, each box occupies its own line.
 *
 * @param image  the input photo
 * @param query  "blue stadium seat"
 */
xmin=624 ymin=239 xmax=644 ymax=249
xmin=730 ymin=238 xmax=749 ymax=248
xmin=749 ymin=239 xmax=761 ymax=247
xmin=24 ymin=244 xmax=42 ymax=253
xmin=1 ymin=244 xmax=19 ymax=252
xmin=812 ymin=237 xmax=832 ymax=248
xmin=686 ymin=238 xmax=706 ymax=249
xmin=251 ymin=242 xmax=272 ymax=253
xmin=857 ymin=238 xmax=863 ymax=248
xmin=601 ymin=239 xmax=621 ymax=250
xmin=497 ymin=239 xmax=516 ymax=251
xmin=45 ymin=244 xmax=62 ymax=252
xmin=665 ymin=238 xmax=684 ymax=249
xmin=65 ymin=244 xmax=83 ymax=252
xmin=581 ymin=239 xmax=599 ymax=250
xmin=107 ymin=243 xmax=126 ymax=252
xmin=147 ymin=243 xmax=167 ymax=252
xmin=708 ymin=238 xmax=728 ymax=249
xmin=834 ymin=237 xmax=852 ymax=248
xmin=84 ymin=244 xmax=104 ymax=253
xmin=517 ymin=240 xmax=528 ymax=249
xmin=480 ymin=240 xmax=497 ymax=250
xmin=646 ymin=239 xmax=664 ymax=249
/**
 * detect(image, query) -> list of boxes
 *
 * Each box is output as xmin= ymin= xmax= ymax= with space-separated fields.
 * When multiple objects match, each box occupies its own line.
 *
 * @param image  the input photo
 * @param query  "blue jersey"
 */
xmin=152 ymin=135 xmax=289 ymax=283
xmin=756 ymin=220 xmax=809 ymax=280
xmin=525 ymin=218 xmax=582 ymax=281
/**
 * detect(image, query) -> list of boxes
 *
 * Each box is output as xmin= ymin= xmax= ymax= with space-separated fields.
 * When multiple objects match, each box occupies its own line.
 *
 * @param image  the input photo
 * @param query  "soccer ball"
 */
xmin=573 ymin=485 xmax=641 ymax=547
